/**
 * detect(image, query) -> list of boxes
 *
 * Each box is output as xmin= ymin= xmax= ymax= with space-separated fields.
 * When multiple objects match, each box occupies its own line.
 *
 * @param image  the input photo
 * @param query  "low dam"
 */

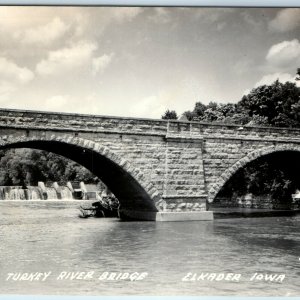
xmin=0 ymin=182 xmax=97 ymax=201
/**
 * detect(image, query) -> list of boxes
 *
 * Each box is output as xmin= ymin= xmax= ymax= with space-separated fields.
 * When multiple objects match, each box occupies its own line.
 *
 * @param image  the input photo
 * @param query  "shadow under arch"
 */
xmin=208 ymin=144 xmax=300 ymax=203
xmin=0 ymin=135 xmax=162 ymax=216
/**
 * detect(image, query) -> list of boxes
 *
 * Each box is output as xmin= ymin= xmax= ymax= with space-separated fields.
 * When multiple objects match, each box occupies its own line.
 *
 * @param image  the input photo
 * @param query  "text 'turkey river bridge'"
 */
xmin=0 ymin=108 xmax=300 ymax=221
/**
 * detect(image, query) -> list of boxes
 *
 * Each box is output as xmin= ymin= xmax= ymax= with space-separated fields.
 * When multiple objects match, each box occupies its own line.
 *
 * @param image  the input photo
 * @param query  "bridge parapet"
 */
xmin=168 ymin=120 xmax=300 ymax=142
xmin=0 ymin=109 xmax=168 ymax=136
xmin=1 ymin=109 xmax=300 ymax=142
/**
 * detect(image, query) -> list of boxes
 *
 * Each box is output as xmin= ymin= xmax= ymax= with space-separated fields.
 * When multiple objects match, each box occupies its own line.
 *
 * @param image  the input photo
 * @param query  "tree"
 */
xmin=161 ymin=110 xmax=178 ymax=120
xmin=201 ymin=107 xmax=224 ymax=122
xmin=239 ymin=80 xmax=300 ymax=127
xmin=183 ymin=101 xmax=249 ymax=124
xmin=183 ymin=110 xmax=196 ymax=121
xmin=296 ymin=68 xmax=300 ymax=81
xmin=186 ymin=101 xmax=207 ymax=120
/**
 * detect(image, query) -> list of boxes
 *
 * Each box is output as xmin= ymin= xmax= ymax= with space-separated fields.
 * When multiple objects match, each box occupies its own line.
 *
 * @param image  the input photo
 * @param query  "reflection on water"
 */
xmin=0 ymin=201 xmax=299 ymax=296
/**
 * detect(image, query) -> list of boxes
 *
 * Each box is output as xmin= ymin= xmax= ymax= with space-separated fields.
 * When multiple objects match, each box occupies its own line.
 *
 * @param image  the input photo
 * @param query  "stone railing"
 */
xmin=167 ymin=120 xmax=300 ymax=142
xmin=0 ymin=108 xmax=168 ymax=136
xmin=1 ymin=108 xmax=300 ymax=141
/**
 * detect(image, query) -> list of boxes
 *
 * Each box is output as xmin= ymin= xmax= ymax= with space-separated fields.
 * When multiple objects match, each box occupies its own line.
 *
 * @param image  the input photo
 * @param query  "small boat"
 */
xmin=92 ymin=195 xmax=120 ymax=218
xmin=78 ymin=194 xmax=120 ymax=218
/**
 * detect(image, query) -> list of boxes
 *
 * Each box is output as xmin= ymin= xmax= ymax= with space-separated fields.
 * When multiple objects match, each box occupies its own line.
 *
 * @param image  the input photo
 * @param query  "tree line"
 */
xmin=0 ymin=149 xmax=98 ymax=187
xmin=163 ymin=69 xmax=300 ymax=128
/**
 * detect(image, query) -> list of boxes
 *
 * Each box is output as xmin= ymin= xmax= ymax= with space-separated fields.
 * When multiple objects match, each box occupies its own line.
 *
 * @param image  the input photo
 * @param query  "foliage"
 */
xmin=169 ymin=75 xmax=300 ymax=128
xmin=161 ymin=110 xmax=178 ymax=120
xmin=219 ymin=158 xmax=295 ymax=206
xmin=0 ymin=149 xmax=98 ymax=186
xmin=239 ymin=80 xmax=300 ymax=127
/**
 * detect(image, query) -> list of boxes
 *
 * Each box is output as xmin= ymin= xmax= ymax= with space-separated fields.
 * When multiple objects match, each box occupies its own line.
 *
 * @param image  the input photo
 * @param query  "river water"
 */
xmin=0 ymin=201 xmax=299 ymax=296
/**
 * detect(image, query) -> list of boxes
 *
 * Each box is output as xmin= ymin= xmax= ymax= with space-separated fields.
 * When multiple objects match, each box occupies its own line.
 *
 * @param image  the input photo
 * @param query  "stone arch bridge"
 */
xmin=1 ymin=108 xmax=300 ymax=221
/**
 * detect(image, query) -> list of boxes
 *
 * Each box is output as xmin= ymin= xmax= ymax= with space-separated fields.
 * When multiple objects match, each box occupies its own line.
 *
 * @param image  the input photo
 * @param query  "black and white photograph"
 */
xmin=0 ymin=4 xmax=299 ymax=296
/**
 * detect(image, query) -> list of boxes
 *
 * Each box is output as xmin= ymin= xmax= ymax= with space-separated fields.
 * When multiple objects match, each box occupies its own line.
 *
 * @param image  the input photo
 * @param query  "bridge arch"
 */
xmin=207 ymin=144 xmax=300 ymax=203
xmin=0 ymin=134 xmax=163 ymax=214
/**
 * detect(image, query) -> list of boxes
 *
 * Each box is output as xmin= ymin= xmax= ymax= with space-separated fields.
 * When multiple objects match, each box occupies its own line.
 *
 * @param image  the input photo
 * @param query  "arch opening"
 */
xmin=0 ymin=138 xmax=159 ymax=213
xmin=209 ymin=149 xmax=300 ymax=210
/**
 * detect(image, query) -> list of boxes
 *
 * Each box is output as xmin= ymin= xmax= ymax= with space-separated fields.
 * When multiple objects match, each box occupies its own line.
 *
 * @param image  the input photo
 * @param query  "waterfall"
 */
xmin=0 ymin=183 xmax=87 ymax=201
xmin=27 ymin=186 xmax=43 ymax=200
xmin=10 ymin=188 xmax=26 ymax=200
xmin=0 ymin=185 xmax=73 ymax=200
xmin=0 ymin=186 xmax=27 ymax=200
xmin=59 ymin=187 xmax=73 ymax=200
xmin=45 ymin=187 xmax=58 ymax=200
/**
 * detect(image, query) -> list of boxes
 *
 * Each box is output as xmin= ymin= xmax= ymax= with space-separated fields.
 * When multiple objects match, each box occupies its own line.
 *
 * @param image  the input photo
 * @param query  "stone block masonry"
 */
xmin=0 ymin=108 xmax=300 ymax=220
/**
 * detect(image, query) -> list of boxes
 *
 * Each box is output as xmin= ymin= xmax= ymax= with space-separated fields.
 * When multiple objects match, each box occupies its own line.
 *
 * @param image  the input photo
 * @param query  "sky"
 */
xmin=0 ymin=6 xmax=299 ymax=118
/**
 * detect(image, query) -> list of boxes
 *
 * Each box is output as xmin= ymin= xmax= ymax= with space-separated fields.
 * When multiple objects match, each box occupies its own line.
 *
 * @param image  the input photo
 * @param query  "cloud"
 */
xmin=0 ymin=7 xmax=40 ymax=30
xmin=243 ymin=72 xmax=300 ymax=95
xmin=254 ymin=72 xmax=299 ymax=87
xmin=44 ymin=95 xmax=69 ymax=111
xmin=266 ymin=39 xmax=300 ymax=69
xmin=241 ymin=11 xmax=263 ymax=31
xmin=0 ymin=57 xmax=34 ymax=102
xmin=0 ymin=57 xmax=34 ymax=83
xmin=129 ymin=94 xmax=167 ymax=118
xmin=112 ymin=7 xmax=143 ymax=23
xmin=0 ymin=81 xmax=16 ymax=102
xmin=242 ymin=88 xmax=251 ymax=96
xmin=92 ymin=53 xmax=114 ymax=75
xmin=243 ymin=72 xmax=300 ymax=96
xmin=16 ymin=17 xmax=69 ymax=45
xmin=149 ymin=8 xmax=171 ymax=24
xmin=269 ymin=8 xmax=300 ymax=32
xmin=36 ymin=41 xmax=97 ymax=75
xmin=245 ymin=39 xmax=300 ymax=94
xmin=0 ymin=7 xmax=84 ymax=29
xmin=128 ymin=86 xmax=193 ymax=118
xmin=193 ymin=7 xmax=235 ymax=23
